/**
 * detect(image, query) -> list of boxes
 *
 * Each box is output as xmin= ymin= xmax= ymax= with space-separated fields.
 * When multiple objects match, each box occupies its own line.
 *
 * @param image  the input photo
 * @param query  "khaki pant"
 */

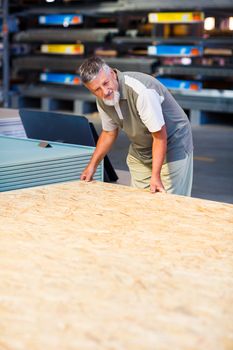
xmin=126 ymin=151 xmax=193 ymax=196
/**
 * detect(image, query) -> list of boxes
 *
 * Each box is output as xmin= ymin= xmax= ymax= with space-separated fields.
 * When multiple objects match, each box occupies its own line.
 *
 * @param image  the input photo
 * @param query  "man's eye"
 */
xmin=104 ymin=81 xmax=109 ymax=86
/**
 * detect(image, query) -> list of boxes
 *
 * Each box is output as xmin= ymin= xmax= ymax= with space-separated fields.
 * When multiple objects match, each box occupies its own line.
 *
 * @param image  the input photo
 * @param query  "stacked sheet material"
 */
xmin=0 ymin=117 xmax=26 ymax=138
xmin=0 ymin=136 xmax=103 ymax=192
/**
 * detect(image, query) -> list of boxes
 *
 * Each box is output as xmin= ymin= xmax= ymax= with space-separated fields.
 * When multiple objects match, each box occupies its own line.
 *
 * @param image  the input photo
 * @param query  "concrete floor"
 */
xmin=89 ymin=114 xmax=233 ymax=204
xmin=191 ymin=125 xmax=233 ymax=204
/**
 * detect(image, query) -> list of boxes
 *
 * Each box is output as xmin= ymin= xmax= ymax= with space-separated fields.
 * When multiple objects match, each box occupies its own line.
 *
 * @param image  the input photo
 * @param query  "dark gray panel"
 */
xmin=157 ymin=66 xmax=233 ymax=78
xmin=124 ymin=0 xmax=233 ymax=10
xmin=17 ymin=0 xmax=233 ymax=13
xmin=17 ymin=84 xmax=96 ymax=101
xmin=12 ymin=56 xmax=158 ymax=74
xmin=13 ymin=29 xmax=119 ymax=43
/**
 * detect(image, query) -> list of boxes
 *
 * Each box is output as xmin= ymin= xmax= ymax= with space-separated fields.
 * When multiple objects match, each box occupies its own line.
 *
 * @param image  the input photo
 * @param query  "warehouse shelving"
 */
xmin=0 ymin=14 xmax=3 ymax=106
xmin=1 ymin=0 xmax=20 ymax=107
xmin=12 ymin=56 xmax=157 ymax=74
xmin=5 ymin=1 xmax=233 ymax=124
xmin=9 ymin=0 xmax=233 ymax=13
xmin=130 ymin=9 xmax=233 ymax=123
xmin=11 ymin=84 xmax=96 ymax=114
xmin=1 ymin=0 xmax=9 ymax=107
xmin=124 ymin=0 xmax=233 ymax=11
xmin=9 ymin=2 xmax=159 ymax=113
xmin=11 ymin=55 xmax=158 ymax=113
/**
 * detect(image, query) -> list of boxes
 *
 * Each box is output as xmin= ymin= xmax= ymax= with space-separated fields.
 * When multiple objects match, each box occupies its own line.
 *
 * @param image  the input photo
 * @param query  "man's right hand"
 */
xmin=80 ymin=129 xmax=119 ymax=182
xmin=80 ymin=164 xmax=96 ymax=182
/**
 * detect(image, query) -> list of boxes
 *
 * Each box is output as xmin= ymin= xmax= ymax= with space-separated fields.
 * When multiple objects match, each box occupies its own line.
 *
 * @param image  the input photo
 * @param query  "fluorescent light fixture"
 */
xmin=229 ymin=17 xmax=233 ymax=30
xmin=204 ymin=17 xmax=215 ymax=30
xmin=46 ymin=0 xmax=55 ymax=2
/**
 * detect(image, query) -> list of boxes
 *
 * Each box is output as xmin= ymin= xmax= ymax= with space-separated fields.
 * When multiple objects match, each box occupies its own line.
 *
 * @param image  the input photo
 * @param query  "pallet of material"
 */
xmin=0 ymin=136 xmax=103 ymax=192
xmin=0 ymin=180 xmax=232 ymax=349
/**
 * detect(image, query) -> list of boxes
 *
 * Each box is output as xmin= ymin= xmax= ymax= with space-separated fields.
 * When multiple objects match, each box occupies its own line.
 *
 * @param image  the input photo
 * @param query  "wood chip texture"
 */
xmin=0 ymin=181 xmax=233 ymax=350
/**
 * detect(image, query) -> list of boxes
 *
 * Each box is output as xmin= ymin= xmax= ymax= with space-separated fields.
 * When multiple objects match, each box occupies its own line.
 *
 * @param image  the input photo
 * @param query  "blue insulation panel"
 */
xmin=0 ymin=117 xmax=26 ymax=138
xmin=0 ymin=136 xmax=103 ymax=191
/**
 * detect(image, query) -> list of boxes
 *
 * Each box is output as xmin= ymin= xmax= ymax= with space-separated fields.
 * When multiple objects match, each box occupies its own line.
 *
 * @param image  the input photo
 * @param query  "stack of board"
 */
xmin=0 ymin=117 xmax=26 ymax=138
xmin=0 ymin=136 xmax=103 ymax=192
xmin=0 ymin=109 xmax=26 ymax=138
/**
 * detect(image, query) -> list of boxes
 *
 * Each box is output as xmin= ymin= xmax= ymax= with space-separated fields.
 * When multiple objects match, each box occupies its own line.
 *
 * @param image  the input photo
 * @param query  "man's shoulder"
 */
xmin=121 ymin=71 xmax=166 ymax=96
xmin=122 ymin=71 xmax=151 ymax=81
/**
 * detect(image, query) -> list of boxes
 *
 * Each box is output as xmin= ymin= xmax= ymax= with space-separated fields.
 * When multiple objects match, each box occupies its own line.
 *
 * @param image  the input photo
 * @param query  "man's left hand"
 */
xmin=150 ymin=175 xmax=166 ymax=194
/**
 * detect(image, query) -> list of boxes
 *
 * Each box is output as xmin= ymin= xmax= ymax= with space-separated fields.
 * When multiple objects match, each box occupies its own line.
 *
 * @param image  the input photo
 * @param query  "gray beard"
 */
xmin=103 ymin=91 xmax=120 ymax=106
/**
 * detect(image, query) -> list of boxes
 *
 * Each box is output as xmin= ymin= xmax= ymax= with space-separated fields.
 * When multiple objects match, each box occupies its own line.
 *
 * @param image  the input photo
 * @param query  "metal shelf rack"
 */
xmin=6 ymin=1 xmax=233 ymax=124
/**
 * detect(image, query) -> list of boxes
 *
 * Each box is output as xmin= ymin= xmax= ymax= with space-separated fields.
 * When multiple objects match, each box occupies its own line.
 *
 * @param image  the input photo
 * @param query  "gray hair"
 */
xmin=78 ymin=56 xmax=110 ymax=84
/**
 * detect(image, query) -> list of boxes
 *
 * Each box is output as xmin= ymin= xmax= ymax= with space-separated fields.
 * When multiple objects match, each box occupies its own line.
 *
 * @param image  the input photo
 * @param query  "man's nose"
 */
xmin=102 ymin=86 xmax=110 ymax=97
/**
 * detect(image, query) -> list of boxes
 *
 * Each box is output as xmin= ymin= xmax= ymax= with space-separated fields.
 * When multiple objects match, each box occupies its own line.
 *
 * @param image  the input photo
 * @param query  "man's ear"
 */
xmin=110 ymin=69 xmax=116 ymax=79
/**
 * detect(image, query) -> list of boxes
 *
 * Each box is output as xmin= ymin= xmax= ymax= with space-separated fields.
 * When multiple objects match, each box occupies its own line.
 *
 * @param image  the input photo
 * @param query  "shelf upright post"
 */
xmin=2 ymin=0 xmax=9 ymax=107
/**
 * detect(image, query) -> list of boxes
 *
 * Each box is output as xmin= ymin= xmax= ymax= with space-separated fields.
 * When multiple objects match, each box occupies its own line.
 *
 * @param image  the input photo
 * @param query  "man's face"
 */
xmin=85 ymin=68 xmax=120 ymax=105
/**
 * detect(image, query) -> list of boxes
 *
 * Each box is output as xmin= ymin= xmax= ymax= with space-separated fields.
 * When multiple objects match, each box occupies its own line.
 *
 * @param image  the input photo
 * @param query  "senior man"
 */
xmin=79 ymin=56 xmax=193 ymax=195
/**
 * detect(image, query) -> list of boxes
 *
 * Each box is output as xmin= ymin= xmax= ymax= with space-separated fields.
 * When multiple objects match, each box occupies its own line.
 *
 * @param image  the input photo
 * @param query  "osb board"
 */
xmin=0 ymin=181 xmax=233 ymax=350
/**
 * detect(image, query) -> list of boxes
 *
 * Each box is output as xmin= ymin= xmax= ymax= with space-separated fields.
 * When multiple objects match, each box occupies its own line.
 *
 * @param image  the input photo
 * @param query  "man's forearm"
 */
xmin=150 ymin=125 xmax=167 ymax=193
xmin=81 ymin=128 xmax=118 ymax=181
xmin=152 ymin=139 xmax=167 ymax=177
xmin=89 ymin=129 xmax=118 ymax=168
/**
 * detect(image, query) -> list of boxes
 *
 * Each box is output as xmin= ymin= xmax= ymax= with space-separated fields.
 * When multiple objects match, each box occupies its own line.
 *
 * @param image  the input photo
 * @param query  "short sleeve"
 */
xmin=136 ymin=89 xmax=165 ymax=132
xmin=97 ymin=102 xmax=119 ymax=131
